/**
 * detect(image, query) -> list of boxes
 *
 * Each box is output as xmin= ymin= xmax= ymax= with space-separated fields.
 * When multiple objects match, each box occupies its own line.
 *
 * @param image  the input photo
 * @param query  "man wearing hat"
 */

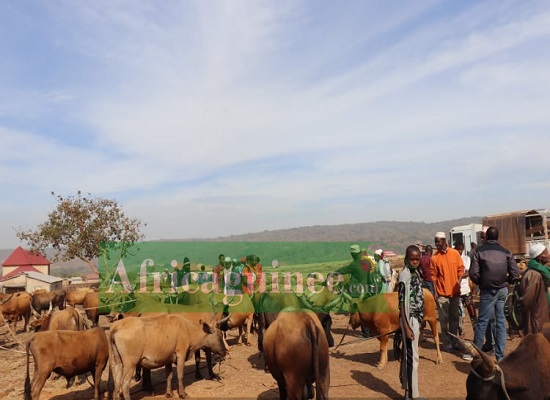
xmin=374 ymin=249 xmax=392 ymax=293
xmin=519 ymin=243 xmax=550 ymax=335
xmin=470 ymin=226 xmax=519 ymax=361
xmin=430 ymin=231 xmax=464 ymax=354
xmin=335 ymin=244 xmax=381 ymax=298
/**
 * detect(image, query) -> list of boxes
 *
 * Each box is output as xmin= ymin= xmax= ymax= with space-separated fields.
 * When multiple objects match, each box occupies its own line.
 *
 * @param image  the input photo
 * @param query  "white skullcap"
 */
xmin=529 ymin=243 xmax=546 ymax=259
xmin=350 ymin=244 xmax=361 ymax=253
xmin=374 ymin=249 xmax=383 ymax=256
xmin=224 ymin=256 xmax=232 ymax=262
xmin=435 ymin=232 xmax=447 ymax=239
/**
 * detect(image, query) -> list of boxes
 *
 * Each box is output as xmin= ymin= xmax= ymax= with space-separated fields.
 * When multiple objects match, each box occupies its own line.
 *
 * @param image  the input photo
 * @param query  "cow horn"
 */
xmin=216 ymin=313 xmax=232 ymax=327
xmin=448 ymin=332 xmax=495 ymax=375
xmin=30 ymin=303 xmax=41 ymax=318
xmin=47 ymin=301 xmax=53 ymax=315
xmin=470 ymin=341 xmax=496 ymax=375
xmin=1 ymin=294 xmax=13 ymax=304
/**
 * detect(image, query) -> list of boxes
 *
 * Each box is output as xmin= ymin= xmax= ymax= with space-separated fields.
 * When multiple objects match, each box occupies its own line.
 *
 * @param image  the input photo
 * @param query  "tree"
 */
xmin=17 ymin=191 xmax=146 ymax=274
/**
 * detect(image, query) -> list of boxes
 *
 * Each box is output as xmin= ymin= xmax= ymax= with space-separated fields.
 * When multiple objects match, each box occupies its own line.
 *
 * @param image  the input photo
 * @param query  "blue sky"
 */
xmin=1 ymin=1 xmax=550 ymax=248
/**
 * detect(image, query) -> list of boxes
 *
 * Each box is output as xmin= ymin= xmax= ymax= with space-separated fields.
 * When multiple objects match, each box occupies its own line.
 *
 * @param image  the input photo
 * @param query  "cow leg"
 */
xmin=194 ymin=351 xmax=203 ymax=380
xmin=31 ymin=371 xmax=49 ymax=400
xmin=276 ymin=380 xmax=287 ymax=400
xmin=165 ymin=363 xmax=174 ymax=397
xmin=134 ymin=365 xmax=141 ymax=382
xmin=24 ymin=315 xmax=30 ymax=333
xmin=205 ymin=349 xmax=220 ymax=380
xmin=305 ymin=382 xmax=313 ymax=399
xmin=377 ymin=336 xmax=389 ymax=368
xmin=237 ymin=326 xmax=243 ymax=345
xmin=427 ymin=318 xmax=442 ymax=364
xmin=121 ymin=366 xmax=134 ymax=400
xmin=65 ymin=375 xmax=75 ymax=388
xmin=245 ymin=314 xmax=253 ymax=346
xmin=142 ymin=368 xmax=153 ymax=392
xmin=284 ymin=374 xmax=304 ymax=400
xmin=93 ymin=368 xmax=103 ymax=400
xmin=175 ymin=358 xmax=188 ymax=399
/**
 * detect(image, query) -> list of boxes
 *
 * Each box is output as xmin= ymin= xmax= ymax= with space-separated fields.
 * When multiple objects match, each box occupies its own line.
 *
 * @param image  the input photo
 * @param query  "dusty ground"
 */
xmin=0 ymin=311 xmax=521 ymax=400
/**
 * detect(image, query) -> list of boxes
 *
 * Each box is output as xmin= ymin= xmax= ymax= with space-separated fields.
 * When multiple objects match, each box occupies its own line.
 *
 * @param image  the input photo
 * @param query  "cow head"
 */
xmin=458 ymin=337 xmax=529 ymax=400
xmin=201 ymin=319 xmax=228 ymax=359
xmin=348 ymin=312 xmax=361 ymax=329
xmin=30 ymin=301 xmax=53 ymax=331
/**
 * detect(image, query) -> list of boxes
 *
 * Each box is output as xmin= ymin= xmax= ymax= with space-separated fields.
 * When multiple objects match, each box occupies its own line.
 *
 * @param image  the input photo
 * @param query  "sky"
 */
xmin=1 ymin=0 xmax=550 ymax=249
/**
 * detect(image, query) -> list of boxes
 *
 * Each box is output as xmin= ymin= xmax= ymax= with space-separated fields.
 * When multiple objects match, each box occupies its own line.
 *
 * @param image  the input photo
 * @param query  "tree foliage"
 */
xmin=17 ymin=191 xmax=146 ymax=274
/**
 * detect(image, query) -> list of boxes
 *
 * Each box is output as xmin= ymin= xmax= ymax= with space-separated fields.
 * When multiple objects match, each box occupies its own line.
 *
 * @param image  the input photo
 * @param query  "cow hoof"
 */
xmin=207 ymin=373 xmax=220 ymax=381
xmin=178 ymin=392 xmax=188 ymax=399
xmin=376 ymin=363 xmax=386 ymax=369
xmin=165 ymin=393 xmax=172 ymax=398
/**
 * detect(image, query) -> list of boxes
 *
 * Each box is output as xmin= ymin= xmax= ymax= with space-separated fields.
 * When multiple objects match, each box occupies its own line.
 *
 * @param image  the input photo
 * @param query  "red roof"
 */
xmin=0 ymin=265 xmax=42 ymax=281
xmin=2 ymin=246 xmax=51 ymax=267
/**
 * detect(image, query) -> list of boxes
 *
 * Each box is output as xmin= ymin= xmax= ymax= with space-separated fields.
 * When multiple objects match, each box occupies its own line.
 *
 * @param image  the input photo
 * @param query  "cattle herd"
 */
xmin=1 ymin=286 xmax=549 ymax=399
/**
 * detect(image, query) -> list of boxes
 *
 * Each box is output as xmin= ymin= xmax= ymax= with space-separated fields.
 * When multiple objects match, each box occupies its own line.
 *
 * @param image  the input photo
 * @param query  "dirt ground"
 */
xmin=0 ymin=311 xmax=521 ymax=400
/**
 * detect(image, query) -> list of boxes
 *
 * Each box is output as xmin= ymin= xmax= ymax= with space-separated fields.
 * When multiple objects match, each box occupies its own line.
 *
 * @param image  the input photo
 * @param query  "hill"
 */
xmin=1 ymin=217 xmax=480 ymax=275
xmin=182 ymin=217 xmax=481 ymax=251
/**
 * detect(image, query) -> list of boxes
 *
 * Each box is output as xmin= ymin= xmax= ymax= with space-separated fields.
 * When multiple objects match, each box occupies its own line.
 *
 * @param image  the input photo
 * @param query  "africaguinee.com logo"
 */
xmin=98 ymin=241 xmax=387 ymax=312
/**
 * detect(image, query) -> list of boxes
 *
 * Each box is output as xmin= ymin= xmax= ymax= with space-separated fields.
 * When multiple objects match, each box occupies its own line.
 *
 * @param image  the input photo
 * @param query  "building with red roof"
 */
xmin=1 ymin=246 xmax=51 ymax=277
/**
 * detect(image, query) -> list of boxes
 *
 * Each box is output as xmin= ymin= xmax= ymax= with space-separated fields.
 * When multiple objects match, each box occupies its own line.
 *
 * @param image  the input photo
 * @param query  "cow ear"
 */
xmin=200 ymin=320 xmax=213 ymax=334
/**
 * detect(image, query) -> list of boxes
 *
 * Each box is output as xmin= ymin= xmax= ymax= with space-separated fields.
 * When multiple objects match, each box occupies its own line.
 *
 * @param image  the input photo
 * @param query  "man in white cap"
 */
xmin=374 ymin=249 xmax=391 ymax=293
xmin=519 ymin=243 xmax=550 ymax=334
xmin=470 ymin=226 xmax=519 ymax=361
xmin=430 ymin=231 xmax=464 ymax=354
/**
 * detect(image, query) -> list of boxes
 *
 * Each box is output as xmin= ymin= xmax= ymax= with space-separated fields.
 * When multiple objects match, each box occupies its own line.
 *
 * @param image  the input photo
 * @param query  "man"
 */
xmin=455 ymin=242 xmax=476 ymax=358
xmin=241 ymin=254 xmax=263 ymax=295
xmin=213 ymin=256 xmax=232 ymax=290
xmin=336 ymin=244 xmax=381 ymax=298
xmin=469 ymin=226 xmax=519 ymax=361
xmin=334 ymin=244 xmax=379 ymax=337
xmin=374 ymin=249 xmax=391 ymax=293
xmin=430 ymin=232 xmax=464 ymax=353
xmin=398 ymin=245 xmax=426 ymax=400
xmin=520 ymin=243 xmax=550 ymax=335
xmin=419 ymin=245 xmax=434 ymax=297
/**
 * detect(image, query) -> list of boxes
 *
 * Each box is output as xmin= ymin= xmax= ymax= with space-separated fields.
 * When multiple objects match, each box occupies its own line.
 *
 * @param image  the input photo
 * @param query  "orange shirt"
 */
xmin=241 ymin=264 xmax=263 ymax=294
xmin=430 ymin=247 xmax=464 ymax=297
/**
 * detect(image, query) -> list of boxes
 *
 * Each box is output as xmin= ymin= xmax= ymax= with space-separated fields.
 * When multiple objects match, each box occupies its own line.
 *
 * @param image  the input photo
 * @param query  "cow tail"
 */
xmin=307 ymin=319 xmax=320 ymax=400
xmin=25 ymin=339 xmax=32 ymax=400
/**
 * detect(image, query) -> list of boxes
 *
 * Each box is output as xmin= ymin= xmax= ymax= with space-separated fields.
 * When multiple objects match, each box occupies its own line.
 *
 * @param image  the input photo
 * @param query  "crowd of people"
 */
xmin=160 ymin=234 xmax=548 ymax=400
xmin=400 ymin=227 xmax=549 ymax=400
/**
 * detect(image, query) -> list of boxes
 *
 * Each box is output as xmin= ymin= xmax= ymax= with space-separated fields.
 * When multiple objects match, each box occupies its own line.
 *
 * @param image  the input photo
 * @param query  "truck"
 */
xmin=449 ymin=223 xmax=483 ymax=255
xmin=481 ymin=208 xmax=550 ymax=259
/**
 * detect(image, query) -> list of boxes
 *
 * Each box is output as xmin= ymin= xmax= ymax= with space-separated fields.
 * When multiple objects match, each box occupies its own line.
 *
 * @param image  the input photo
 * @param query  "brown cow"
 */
xmin=463 ymin=322 xmax=550 ymax=399
xmin=213 ymin=294 xmax=255 ymax=346
xmin=83 ymin=292 xmax=100 ymax=326
xmin=348 ymin=289 xmax=442 ymax=368
xmin=25 ymin=327 xmax=109 ymax=400
xmin=263 ymin=309 xmax=330 ymax=400
xmin=30 ymin=304 xmax=86 ymax=331
xmin=1 ymin=292 xmax=32 ymax=332
xmin=109 ymin=314 xmax=227 ymax=400
xmin=31 ymin=289 xmax=66 ymax=313
xmin=65 ymin=288 xmax=95 ymax=307
xmin=109 ymin=307 xmax=230 ymax=389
